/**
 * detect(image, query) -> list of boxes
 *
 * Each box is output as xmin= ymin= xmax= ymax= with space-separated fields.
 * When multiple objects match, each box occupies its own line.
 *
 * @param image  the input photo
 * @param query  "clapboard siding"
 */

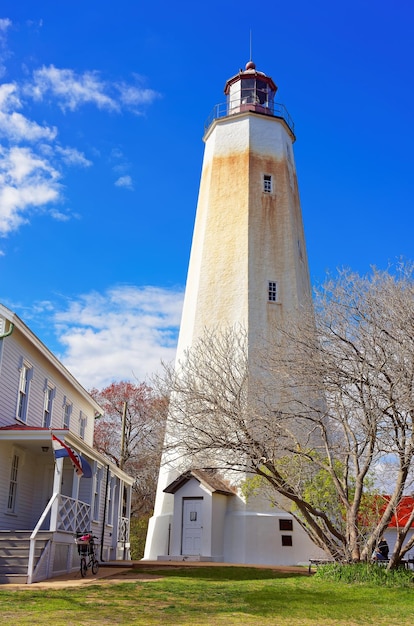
xmin=0 ymin=337 xmax=19 ymax=423
xmin=0 ymin=442 xmax=44 ymax=530
xmin=0 ymin=326 xmax=94 ymax=446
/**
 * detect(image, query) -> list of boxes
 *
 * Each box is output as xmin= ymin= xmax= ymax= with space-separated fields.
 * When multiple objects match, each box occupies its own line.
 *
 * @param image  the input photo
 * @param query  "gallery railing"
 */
xmin=204 ymin=100 xmax=295 ymax=137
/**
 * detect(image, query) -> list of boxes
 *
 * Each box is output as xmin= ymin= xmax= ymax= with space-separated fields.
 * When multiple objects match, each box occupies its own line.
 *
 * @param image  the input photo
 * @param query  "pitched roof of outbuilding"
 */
xmin=163 ymin=469 xmax=236 ymax=496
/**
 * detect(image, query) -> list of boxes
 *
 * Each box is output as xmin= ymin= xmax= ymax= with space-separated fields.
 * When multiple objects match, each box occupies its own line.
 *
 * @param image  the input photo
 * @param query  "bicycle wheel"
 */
xmin=92 ymin=558 xmax=99 ymax=575
xmin=80 ymin=557 xmax=87 ymax=578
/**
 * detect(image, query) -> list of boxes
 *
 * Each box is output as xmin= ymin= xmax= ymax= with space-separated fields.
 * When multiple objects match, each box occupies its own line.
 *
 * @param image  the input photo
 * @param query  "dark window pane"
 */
xmin=281 ymin=535 xmax=293 ymax=546
xmin=279 ymin=519 xmax=293 ymax=531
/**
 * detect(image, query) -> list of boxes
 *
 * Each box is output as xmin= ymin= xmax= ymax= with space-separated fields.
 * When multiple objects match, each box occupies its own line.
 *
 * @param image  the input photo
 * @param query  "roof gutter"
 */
xmin=0 ymin=321 xmax=14 ymax=339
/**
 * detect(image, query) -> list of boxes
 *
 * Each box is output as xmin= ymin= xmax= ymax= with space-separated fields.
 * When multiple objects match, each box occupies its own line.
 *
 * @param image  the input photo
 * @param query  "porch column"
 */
xmin=71 ymin=471 xmax=80 ymax=500
xmin=50 ymin=457 xmax=63 ymax=530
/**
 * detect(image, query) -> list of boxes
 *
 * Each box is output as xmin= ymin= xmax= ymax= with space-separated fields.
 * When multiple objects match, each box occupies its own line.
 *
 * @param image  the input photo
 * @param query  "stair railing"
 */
xmin=27 ymin=492 xmax=58 ymax=584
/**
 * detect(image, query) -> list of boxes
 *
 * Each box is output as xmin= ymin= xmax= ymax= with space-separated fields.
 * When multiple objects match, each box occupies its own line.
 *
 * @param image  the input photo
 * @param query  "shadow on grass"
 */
xmin=130 ymin=565 xmax=305 ymax=581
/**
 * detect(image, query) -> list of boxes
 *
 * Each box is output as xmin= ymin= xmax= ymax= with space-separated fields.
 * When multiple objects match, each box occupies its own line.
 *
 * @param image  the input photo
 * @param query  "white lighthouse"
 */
xmin=144 ymin=60 xmax=322 ymax=564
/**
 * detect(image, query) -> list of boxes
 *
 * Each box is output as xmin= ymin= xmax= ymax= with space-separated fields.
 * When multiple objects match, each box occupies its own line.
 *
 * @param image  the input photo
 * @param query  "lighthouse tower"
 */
xmin=144 ymin=61 xmax=321 ymax=565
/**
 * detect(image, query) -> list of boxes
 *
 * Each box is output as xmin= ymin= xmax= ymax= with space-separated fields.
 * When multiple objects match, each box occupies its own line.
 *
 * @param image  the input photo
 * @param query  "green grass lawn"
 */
xmin=0 ymin=566 xmax=413 ymax=625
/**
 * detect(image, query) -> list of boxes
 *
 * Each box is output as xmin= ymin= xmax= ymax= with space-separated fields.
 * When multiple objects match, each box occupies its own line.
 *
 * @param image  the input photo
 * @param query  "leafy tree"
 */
xmin=91 ymin=381 xmax=167 ymax=517
xmin=159 ymin=263 xmax=414 ymax=567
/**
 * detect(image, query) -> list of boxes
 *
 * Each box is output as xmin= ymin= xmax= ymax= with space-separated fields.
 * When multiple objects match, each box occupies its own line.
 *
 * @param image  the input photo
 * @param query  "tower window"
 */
xmin=268 ymin=281 xmax=278 ymax=302
xmin=263 ymin=174 xmax=272 ymax=193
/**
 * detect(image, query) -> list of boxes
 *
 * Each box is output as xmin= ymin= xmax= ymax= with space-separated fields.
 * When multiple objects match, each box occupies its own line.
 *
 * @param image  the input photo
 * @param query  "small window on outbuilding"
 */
xmin=281 ymin=535 xmax=293 ymax=547
xmin=263 ymin=174 xmax=272 ymax=193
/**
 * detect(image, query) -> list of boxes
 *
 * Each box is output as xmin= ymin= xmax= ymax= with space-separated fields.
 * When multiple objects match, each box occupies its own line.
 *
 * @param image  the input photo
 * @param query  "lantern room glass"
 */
xmin=240 ymin=78 xmax=275 ymax=108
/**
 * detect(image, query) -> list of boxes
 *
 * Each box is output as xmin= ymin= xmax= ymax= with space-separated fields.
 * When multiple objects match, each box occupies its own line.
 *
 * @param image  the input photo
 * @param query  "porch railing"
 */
xmin=57 ymin=495 xmax=91 ymax=533
xmin=119 ymin=516 xmax=130 ymax=543
xmin=27 ymin=493 xmax=57 ymax=583
xmin=27 ymin=494 xmax=91 ymax=583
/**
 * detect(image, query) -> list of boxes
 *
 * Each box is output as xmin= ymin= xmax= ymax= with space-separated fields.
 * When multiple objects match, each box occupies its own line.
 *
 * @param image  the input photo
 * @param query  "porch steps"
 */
xmin=0 ymin=531 xmax=51 ymax=584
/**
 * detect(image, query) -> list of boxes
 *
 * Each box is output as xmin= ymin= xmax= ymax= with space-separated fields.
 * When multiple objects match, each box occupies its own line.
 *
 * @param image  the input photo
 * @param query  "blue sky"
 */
xmin=0 ymin=1 xmax=413 ymax=389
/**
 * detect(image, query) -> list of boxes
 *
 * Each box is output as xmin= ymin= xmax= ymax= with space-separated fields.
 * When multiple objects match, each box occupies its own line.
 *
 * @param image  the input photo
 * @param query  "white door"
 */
xmin=182 ymin=498 xmax=203 ymax=555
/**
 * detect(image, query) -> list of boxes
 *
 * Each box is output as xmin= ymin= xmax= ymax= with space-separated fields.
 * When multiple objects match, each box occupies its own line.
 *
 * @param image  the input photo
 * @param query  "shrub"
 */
xmin=129 ymin=515 xmax=150 ymax=560
xmin=314 ymin=562 xmax=414 ymax=588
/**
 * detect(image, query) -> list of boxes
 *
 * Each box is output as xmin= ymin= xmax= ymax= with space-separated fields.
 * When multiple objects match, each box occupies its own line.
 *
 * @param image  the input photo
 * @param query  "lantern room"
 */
xmin=225 ymin=60 xmax=277 ymax=115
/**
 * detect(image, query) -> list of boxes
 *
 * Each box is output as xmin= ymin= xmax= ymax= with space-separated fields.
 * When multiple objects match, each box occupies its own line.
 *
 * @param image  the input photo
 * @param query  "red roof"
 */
xmin=382 ymin=496 xmax=414 ymax=528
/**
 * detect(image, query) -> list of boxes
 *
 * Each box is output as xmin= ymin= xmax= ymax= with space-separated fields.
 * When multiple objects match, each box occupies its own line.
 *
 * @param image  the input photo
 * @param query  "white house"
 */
xmin=0 ymin=303 xmax=134 ymax=583
xmin=381 ymin=497 xmax=414 ymax=560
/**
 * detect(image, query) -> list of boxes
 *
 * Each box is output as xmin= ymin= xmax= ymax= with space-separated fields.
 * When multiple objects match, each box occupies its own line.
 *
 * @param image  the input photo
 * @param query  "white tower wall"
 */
xmin=177 ymin=113 xmax=310 ymax=358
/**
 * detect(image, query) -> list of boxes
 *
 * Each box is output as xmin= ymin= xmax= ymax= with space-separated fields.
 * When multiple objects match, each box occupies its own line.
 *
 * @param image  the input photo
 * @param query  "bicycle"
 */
xmin=75 ymin=533 xmax=99 ymax=578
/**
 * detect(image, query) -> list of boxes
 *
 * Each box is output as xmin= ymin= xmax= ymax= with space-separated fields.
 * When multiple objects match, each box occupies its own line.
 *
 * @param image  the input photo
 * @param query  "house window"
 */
xmin=263 ymin=174 xmax=272 ymax=193
xmin=79 ymin=412 xmax=87 ymax=439
xmin=63 ymin=400 xmax=72 ymax=429
xmin=43 ymin=383 xmax=55 ymax=428
xmin=281 ymin=535 xmax=293 ymax=547
xmin=279 ymin=519 xmax=293 ymax=531
xmin=17 ymin=361 xmax=32 ymax=423
xmin=7 ymin=454 xmax=19 ymax=513
xmin=268 ymin=281 xmax=278 ymax=302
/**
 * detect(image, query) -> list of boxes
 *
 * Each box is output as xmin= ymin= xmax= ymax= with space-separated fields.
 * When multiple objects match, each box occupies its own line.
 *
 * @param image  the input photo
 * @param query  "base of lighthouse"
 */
xmin=143 ymin=470 xmax=324 ymax=565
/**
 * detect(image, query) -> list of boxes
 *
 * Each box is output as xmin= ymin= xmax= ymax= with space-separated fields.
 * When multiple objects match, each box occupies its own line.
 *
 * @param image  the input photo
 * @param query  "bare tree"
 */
xmin=160 ymin=263 xmax=414 ymax=567
xmin=91 ymin=381 xmax=167 ymax=516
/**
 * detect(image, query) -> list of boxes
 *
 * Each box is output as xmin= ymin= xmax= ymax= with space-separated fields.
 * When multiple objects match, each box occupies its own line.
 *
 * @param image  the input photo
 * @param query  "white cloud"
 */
xmin=0 ymin=18 xmax=12 ymax=32
xmin=0 ymin=110 xmax=58 ymax=142
xmin=27 ymin=65 xmax=119 ymax=112
xmin=114 ymin=175 xmax=133 ymax=190
xmin=0 ymin=145 xmax=61 ymax=235
xmin=55 ymin=146 xmax=92 ymax=167
xmin=26 ymin=65 xmax=161 ymax=114
xmin=49 ymin=208 xmax=71 ymax=222
xmin=0 ymin=84 xmax=58 ymax=141
xmin=52 ymin=285 xmax=183 ymax=389
xmin=117 ymin=81 xmax=160 ymax=111
xmin=4 ymin=145 xmax=59 ymax=183
xmin=0 ymin=83 xmax=21 ymax=110
xmin=0 ymin=18 xmax=11 ymax=78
